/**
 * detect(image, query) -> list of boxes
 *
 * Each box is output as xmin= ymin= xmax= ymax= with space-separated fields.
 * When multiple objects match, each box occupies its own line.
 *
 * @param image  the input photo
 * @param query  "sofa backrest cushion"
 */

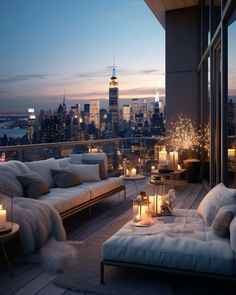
xmin=67 ymin=164 xmax=100 ymax=182
xmin=56 ymin=157 xmax=71 ymax=168
xmin=70 ymin=154 xmax=83 ymax=165
xmin=17 ymin=172 xmax=49 ymax=198
xmin=51 ymin=168 xmax=81 ymax=188
xmin=212 ymin=207 xmax=235 ymax=237
xmin=0 ymin=160 xmax=31 ymax=197
xmin=25 ymin=158 xmax=60 ymax=188
xmin=197 ymin=183 xmax=236 ymax=225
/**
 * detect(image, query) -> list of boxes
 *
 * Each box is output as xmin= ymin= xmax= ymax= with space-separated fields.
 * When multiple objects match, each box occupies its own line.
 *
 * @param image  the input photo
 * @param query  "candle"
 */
xmin=159 ymin=148 xmax=167 ymax=164
xmin=228 ymin=149 xmax=235 ymax=160
xmin=89 ymin=148 xmax=97 ymax=153
xmin=168 ymin=152 xmax=174 ymax=170
xmin=126 ymin=169 xmax=130 ymax=176
xmin=151 ymin=165 xmax=156 ymax=171
xmin=173 ymin=151 xmax=178 ymax=170
xmin=131 ymin=167 xmax=137 ymax=176
xmin=148 ymin=194 xmax=162 ymax=215
xmin=0 ymin=204 xmax=6 ymax=229
xmin=177 ymin=164 xmax=181 ymax=170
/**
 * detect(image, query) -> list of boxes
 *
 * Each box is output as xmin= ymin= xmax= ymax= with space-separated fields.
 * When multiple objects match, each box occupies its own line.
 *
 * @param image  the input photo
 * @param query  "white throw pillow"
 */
xmin=67 ymin=164 xmax=101 ymax=182
xmin=56 ymin=157 xmax=71 ymax=168
xmin=25 ymin=158 xmax=60 ymax=188
xmin=82 ymin=153 xmax=108 ymax=173
xmin=70 ymin=154 xmax=83 ymax=164
xmin=230 ymin=216 xmax=236 ymax=252
xmin=197 ymin=183 xmax=236 ymax=225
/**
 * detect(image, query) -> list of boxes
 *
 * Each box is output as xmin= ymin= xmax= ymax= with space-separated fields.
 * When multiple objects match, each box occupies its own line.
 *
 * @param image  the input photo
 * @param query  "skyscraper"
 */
xmin=109 ymin=64 xmax=119 ymax=136
xmin=89 ymin=99 xmax=100 ymax=129
xmin=123 ymin=105 xmax=131 ymax=122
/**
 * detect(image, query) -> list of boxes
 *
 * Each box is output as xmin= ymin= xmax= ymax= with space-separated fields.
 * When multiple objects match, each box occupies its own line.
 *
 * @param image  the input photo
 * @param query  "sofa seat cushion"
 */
xmin=79 ymin=177 xmax=124 ymax=200
xmin=38 ymin=186 xmax=90 ymax=214
xmin=102 ymin=209 xmax=235 ymax=276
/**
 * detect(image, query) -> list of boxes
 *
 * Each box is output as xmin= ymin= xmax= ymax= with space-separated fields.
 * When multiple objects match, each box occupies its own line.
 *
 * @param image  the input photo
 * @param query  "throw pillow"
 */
xmin=230 ymin=216 xmax=236 ymax=252
xmin=17 ymin=173 xmax=49 ymax=198
xmin=82 ymin=159 xmax=108 ymax=179
xmin=67 ymin=164 xmax=101 ymax=182
xmin=197 ymin=183 xmax=236 ymax=225
xmin=212 ymin=207 xmax=234 ymax=237
xmin=25 ymin=158 xmax=60 ymax=188
xmin=82 ymin=153 xmax=108 ymax=173
xmin=56 ymin=157 xmax=71 ymax=168
xmin=51 ymin=168 xmax=81 ymax=188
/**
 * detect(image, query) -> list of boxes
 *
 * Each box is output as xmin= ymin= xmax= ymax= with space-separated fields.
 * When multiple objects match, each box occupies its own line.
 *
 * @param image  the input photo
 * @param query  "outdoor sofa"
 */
xmin=101 ymin=183 xmax=236 ymax=282
xmin=0 ymin=153 xmax=125 ymax=254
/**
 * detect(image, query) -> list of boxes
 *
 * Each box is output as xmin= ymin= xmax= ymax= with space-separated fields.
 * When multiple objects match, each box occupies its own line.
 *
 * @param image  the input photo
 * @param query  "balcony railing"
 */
xmin=0 ymin=137 xmax=163 ymax=175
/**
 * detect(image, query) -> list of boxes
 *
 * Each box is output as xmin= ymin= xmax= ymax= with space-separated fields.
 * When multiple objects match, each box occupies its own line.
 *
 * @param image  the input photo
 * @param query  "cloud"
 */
xmin=68 ymin=86 xmax=165 ymax=99
xmin=0 ymin=89 xmax=10 ymax=94
xmin=0 ymin=73 xmax=56 ymax=84
xmin=67 ymin=67 xmax=164 ymax=81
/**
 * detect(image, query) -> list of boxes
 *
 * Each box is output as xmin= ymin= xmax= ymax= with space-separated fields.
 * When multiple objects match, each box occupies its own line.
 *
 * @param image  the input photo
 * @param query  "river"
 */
xmin=0 ymin=128 xmax=27 ymax=138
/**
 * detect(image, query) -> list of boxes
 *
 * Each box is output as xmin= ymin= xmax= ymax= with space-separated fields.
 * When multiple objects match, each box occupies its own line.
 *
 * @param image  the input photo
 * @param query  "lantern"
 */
xmin=132 ymin=194 xmax=149 ymax=222
xmin=146 ymin=180 xmax=167 ymax=216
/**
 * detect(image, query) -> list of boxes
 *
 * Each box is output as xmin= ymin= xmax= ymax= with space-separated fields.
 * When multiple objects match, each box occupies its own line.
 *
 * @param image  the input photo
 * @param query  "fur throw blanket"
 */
xmin=12 ymin=197 xmax=66 ymax=255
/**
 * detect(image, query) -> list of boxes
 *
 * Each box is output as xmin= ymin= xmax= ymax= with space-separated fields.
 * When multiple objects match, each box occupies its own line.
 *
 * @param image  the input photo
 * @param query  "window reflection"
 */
xmin=227 ymin=14 xmax=236 ymax=187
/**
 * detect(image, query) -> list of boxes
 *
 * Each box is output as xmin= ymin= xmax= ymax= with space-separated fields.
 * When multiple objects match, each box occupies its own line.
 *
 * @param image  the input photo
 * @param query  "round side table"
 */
xmin=122 ymin=175 xmax=145 ymax=193
xmin=0 ymin=223 xmax=20 ymax=277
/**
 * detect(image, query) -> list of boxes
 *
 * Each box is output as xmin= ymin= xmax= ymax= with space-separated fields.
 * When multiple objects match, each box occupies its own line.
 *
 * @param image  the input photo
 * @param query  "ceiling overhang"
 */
xmin=144 ymin=0 xmax=199 ymax=29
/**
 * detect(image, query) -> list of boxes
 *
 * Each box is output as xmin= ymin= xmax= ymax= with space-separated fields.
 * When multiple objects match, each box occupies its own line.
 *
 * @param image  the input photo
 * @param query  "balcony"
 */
xmin=0 ymin=137 xmax=220 ymax=293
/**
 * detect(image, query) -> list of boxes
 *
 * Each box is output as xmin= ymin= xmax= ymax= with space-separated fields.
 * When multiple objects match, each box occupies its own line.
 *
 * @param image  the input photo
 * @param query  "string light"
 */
xmin=166 ymin=114 xmax=201 ymax=157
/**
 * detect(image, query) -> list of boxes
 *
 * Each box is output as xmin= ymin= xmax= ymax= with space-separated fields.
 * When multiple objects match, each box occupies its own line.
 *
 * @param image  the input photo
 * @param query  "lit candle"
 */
xmin=89 ymin=148 xmax=97 ymax=153
xmin=177 ymin=164 xmax=181 ymax=170
xmin=159 ymin=148 xmax=167 ymax=164
xmin=0 ymin=204 xmax=6 ymax=229
xmin=151 ymin=165 xmax=156 ymax=171
xmin=157 ymin=195 xmax=162 ymax=214
xmin=131 ymin=168 xmax=137 ymax=176
xmin=228 ymin=149 xmax=235 ymax=160
xmin=126 ymin=169 xmax=130 ymax=176
xmin=173 ymin=151 xmax=178 ymax=170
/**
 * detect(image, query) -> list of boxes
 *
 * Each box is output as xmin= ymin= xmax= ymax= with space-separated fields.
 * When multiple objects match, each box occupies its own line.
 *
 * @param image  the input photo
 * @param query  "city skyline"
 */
xmin=0 ymin=0 xmax=165 ymax=113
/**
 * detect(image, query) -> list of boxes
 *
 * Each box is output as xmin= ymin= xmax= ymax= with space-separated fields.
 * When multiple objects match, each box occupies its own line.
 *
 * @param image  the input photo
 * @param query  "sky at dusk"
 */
xmin=0 ymin=0 xmax=165 ymax=113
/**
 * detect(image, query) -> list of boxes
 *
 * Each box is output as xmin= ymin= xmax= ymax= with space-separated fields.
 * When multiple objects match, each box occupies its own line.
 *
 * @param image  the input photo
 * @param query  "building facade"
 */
xmin=146 ymin=0 xmax=236 ymax=188
xmin=109 ymin=66 xmax=119 ymax=136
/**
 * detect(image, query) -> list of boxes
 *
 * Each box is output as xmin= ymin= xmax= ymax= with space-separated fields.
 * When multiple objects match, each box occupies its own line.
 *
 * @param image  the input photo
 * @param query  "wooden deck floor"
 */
xmin=0 ymin=179 xmax=207 ymax=295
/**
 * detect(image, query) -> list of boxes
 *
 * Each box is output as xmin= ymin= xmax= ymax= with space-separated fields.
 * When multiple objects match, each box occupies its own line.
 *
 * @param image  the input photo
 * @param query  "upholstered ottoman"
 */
xmin=101 ymin=208 xmax=236 ymax=283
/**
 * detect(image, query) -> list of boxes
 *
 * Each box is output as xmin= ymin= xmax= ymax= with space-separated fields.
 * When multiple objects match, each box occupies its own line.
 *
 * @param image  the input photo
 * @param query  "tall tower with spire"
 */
xmin=109 ymin=62 xmax=119 ymax=136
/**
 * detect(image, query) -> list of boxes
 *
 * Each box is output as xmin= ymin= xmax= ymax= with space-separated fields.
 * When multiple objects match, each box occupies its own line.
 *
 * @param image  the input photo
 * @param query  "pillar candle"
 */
xmin=131 ymin=168 xmax=137 ymax=176
xmin=159 ymin=148 xmax=167 ymax=164
xmin=0 ymin=204 xmax=6 ymax=229
xmin=173 ymin=151 xmax=178 ymax=170
xmin=168 ymin=152 xmax=174 ymax=170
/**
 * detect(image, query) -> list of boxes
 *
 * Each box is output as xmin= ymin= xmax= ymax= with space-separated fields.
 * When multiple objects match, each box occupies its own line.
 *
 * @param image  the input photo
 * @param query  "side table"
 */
xmin=0 ymin=223 xmax=20 ymax=277
xmin=122 ymin=175 xmax=145 ymax=193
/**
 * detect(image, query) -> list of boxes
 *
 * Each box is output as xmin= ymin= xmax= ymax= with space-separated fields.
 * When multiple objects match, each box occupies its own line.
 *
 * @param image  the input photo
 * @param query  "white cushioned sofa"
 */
xmin=101 ymin=183 xmax=236 ymax=282
xmin=0 ymin=153 xmax=125 ymax=219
